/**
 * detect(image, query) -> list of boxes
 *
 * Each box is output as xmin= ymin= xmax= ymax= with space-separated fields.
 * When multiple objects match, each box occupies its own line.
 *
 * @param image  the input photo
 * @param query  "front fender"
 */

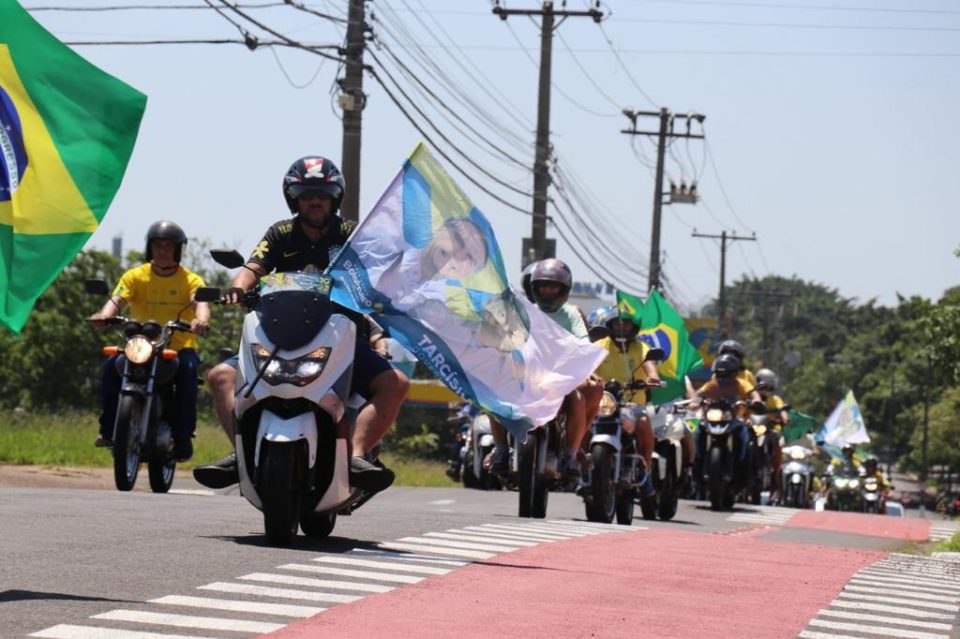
xmin=254 ymin=410 xmax=318 ymax=469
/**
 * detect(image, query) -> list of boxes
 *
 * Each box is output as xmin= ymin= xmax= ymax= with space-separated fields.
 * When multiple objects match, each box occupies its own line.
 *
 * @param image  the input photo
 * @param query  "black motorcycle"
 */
xmin=701 ymin=398 xmax=758 ymax=511
xmin=86 ymin=279 xmax=212 ymax=492
xmin=516 ymin=415 xmax=565 ymax=519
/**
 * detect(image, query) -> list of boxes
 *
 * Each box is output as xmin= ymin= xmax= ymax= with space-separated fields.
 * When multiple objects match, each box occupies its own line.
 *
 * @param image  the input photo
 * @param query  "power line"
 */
xmin=612 ymin=16 xmax=960 ymax=32
xmin=632 ymin=0 xmax=960 ymax=15
xmin=555 ymin=31 xmax=621 ymax=116
xmin=28 ymin=2 xmax=287 ymax=11
xmin=64 ymin=37 xmax=337 ymax=49
xmin=595 ymin=22 xmax=658 ymax=108
xmin=704 ymin=138 xmax=754 ymax=231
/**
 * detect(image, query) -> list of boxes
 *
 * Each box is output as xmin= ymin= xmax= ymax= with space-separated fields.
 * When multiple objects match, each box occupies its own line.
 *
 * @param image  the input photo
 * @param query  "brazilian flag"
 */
xmin=0 ymin=0 xmax=146 ymax=333
xmin=617 ymin=289 xmax=703 ymax=403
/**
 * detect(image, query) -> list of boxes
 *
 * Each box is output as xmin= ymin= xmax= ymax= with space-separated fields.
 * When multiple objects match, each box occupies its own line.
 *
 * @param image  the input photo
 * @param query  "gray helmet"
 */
xmin=530 ymin=258 xmax=572 ymax=313
xmin=756 ymin=368 xmax=778 ymax=392
xmin=718 ymin=339 xmax=745 ymax=361
xmin=144 ymin=220 xmax=187 ymax=262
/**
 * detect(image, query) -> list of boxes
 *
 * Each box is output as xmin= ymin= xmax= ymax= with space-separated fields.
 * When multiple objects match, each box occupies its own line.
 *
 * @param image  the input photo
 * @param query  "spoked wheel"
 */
xmin=586 ymin=444 xmax=615 ymax=523
xmin=260 ymin=442 xmax=304 ymax=546
xmin=301 ymin=511 xmax=337 ymax=538
xmin=112 ymin=395 xmax=143 ymax=491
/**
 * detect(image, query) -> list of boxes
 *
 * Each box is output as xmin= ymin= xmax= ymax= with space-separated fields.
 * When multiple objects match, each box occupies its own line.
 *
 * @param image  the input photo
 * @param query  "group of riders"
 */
xmin=89 ymin=153 xmax=891 ymax=513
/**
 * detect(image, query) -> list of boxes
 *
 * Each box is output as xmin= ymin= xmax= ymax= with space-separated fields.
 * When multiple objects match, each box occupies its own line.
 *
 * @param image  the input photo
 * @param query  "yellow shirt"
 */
xmin=764 ymin=394 xmax=787 ymax=426
xmin=696 ymin=377 xmax=754 ymax=403
xmin=112 ymin=263 xmax=205 ymax=351
xmin=738 ymin=368 xmax=758 ymax=390
xmin=594 ymin=337 xmax=655 ymax=403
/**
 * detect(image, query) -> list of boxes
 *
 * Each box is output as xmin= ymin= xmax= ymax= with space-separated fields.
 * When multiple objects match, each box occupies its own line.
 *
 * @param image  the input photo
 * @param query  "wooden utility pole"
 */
xmin=622 ymin=109 xmax=705 ymax=291
xmin=691 ymin=229 xmax=756 ymax=337
xmin=493 ymin=1 xmax=602 ymax=267
xmin=339 ymin=0 xmax=367 ymax=223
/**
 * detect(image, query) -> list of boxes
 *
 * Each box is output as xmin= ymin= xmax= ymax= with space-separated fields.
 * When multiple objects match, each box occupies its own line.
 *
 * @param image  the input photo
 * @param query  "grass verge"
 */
xmin=0 ymin=410 xmax=456 ymax=488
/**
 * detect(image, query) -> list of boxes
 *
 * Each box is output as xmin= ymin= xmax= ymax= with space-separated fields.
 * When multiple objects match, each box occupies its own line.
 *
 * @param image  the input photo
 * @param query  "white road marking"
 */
xmin=808 ymin=617 xmax=948 ymax=639
xmin=91 ymin=609 xmax=285 ymax=634
xmin=462 ymin=525 xmax=566 ymax=541
xmin=198 ymin=582 xmax=361 ymax=603
xmin=376 ymin=541 xmax=495 ymax=560
xmin=829 ymin=598 xmax=955 ymax=620
xmin=31 ymin=626 xmax=218 ymax=639
xmin=348 ymin=548 xmax=469 ymax=565
xmin=167 ymin=489 xmax=215 ymax=496
xmin=835 ymin=591 xmax=959 ymax=612
xmin=842 ymin=584 xmax=960 ymax=603
xmin=816 ymin=608 xmax=951 ymax=631
xmin=850 ymin=576 xmax=960 ymax=595
xmin=395 ymin=536 xmax=520 ymax=552
xmin=428 ymin=499 xmax=456 ymax=505
xmin=312 ymin=556 xmax=451 ymax=575
xmin=423 ymin=531 xmax=539 ymax=547
xmin=281 ymin=563 xmax=424 ymax=583
xmin=239 ymin=572 xmax=394 ymax=593
xmin=149 ymin=595 xmax=322 ymax=617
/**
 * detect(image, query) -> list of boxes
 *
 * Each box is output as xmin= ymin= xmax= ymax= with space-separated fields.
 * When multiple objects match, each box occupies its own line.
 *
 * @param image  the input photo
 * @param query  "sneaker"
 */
xmin=349 ymin=456 xmax=395 ymax=493
xmin=577 ymin=449 xmax=594 ymax=474
xmin=193 ymin=451 xmax=239 ymax=489
xmin=94 ymin=436 xmax=113 ymax=448
xmin=173 ymin=438 xmax=193 ymax=462
xmin=445 ymin=466 xmax=460 ymax=481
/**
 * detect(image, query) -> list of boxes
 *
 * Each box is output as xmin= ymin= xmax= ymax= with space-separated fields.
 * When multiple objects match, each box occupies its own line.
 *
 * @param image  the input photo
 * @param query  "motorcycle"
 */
xmin=779 ymin=445 xmax=814 ymax=509
xmin=85 ymin=278 xmax=201 ymax=493
xmin=516 ymin=413 xmax=566 ymax=519
xmin=746 ymin=413 xmax=776 ymax=505
xmin=580 ymin=379 xmax=666 ymax=524
xmin=459 ymin=410 xmax=501 ymax=490
xmin=861 ymin=475 xmax=884 ymax=514
xmin=826 ymin=465 xmax=862 ymax=512
xmin=701 ymin=398 xmax=755 ymax=511
xmin=208 ymin=249 xmax=381 ymax=546
xmin=648 ymin=399 xmax=688 ymax=521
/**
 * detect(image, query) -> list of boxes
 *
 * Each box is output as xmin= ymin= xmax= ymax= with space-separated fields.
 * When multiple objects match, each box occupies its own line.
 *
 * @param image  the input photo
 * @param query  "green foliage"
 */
xmin=389 ymin=423 xmax=440 ymax=459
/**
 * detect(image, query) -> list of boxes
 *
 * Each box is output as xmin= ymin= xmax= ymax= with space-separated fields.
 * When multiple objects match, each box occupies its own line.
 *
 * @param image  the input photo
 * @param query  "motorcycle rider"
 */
xmin=593 ymin=310 xmax=664 ymax=500
xmin=89 ymin=221 xmax=210 ymax=462
xmin=520 ymin=260 xmax=538 ymax=303
xmin=862 ymin=454 xmax=891 ymax=513
xmin=691 ymin=353 xmax=764 ymax=486
xmin=485 ymin=258 xmax=602 ymax=479
xmin=718 ymin=339 xmax=757 ymax=389
xmin=193 ymin=156 xmax=409 ymax=493
xmin=755 ymin=367 xmax=788 ymax=501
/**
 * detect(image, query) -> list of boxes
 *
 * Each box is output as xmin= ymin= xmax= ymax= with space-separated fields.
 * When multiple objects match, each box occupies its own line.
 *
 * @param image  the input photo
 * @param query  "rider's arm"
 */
xmin=89 ymin=295 xmax=126 ymax=325
xmin=641 ymin=359 xmax=660 ymax=385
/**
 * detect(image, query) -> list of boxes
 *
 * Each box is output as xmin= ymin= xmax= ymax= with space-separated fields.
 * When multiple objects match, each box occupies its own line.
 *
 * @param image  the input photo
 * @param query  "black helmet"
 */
xmin=520 ymin=261 xmax=539 ymax=303
xmin=718 ymin=339 xmax=745 ymax=361
xmin=712 ymin=353 xmax=740 ymax=379
xmin=144 ymin=220 xmax=187 ymax=262
xmin=282 ymin=156 xmax=345 ymax=215
xmin=864 ymin=454 xmax=878 ymax=468
xmin=530 ymin=258 xmax=572 ymax=313
xmin=756 ymin=368 xmax=778 ymax=392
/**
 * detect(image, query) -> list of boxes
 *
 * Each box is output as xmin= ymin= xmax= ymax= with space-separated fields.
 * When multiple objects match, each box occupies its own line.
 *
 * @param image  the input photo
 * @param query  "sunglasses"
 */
xmin=288 ymin=184 xmax=336 ymax=200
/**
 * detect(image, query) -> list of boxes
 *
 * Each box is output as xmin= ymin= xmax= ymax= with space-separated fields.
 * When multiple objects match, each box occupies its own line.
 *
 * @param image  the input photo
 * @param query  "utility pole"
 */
xmin=691 ymin=229 xmax=756 ymax=338
xmin=622 ymin=109 xmax=705 ymax=291
xmin=744 ymin=284 xmax=791 ymax=366
xmin=493 ymin=1 xmax=602 ymax=268
xmin=338 ymin=0 xmax=368 ymax=223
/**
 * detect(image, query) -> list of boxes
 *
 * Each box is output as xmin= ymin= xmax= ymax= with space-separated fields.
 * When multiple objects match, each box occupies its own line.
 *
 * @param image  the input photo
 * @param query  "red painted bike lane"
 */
xmin=784 ymin=510 xmax=931 ymax=540
xmin=262 ymin=528 xmax=883 ymax=639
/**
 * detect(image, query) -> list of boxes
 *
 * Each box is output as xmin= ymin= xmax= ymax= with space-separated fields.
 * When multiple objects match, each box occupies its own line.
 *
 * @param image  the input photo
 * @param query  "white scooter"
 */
xmin=210 ymin=250 xmax=375 ymax=546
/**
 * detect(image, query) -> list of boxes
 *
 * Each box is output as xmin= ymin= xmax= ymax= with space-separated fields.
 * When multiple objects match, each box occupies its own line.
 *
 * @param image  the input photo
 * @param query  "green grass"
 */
xmin=0 ymin=410 xmax=455 ymax=487
xmin=931 ymin=531 xmax=960 ymax=554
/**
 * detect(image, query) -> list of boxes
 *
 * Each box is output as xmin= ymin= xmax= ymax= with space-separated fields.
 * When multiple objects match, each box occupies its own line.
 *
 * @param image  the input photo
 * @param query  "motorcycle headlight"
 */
xmin=597 ymin=392 xmax=618 ymax=418
xmin=251 ymin=343 xmax=331 ymax=386
xmin=706 ymin=407 xmax=731 ymax=422
xmin=849 ymin=478 xmax=860 ymax=489
xmin=790 ymin=473 xmax=803 ymax=484
xmin=124 ymin=335 xmax=154 ymax=364
xmin=834 ymin=478 xmax=848 ymax=488
xmin=789 ymin=448 xmax=807 ymax=461
xmin=865 ymin=479 xmax=878 ymax=490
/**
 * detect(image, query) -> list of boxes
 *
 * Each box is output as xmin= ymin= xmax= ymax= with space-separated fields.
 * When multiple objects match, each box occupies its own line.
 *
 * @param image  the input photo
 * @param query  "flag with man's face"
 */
xmin=0 ymin=1 xmax=146 ymax=333
xmin=617 ymin=289 xmax=703 ymax=403
xmin=328 ymin=143 xmax=606 ymax=437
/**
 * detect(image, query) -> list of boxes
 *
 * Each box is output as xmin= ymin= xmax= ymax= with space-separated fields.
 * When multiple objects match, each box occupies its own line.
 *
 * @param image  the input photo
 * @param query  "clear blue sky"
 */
xmin=26 ymin=0 xmax=960 ymax=312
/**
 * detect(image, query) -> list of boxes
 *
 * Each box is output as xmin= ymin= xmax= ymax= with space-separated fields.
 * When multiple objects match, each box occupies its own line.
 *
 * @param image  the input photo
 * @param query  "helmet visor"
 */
xmin=287 ymin=183 xmax=342 ymax=200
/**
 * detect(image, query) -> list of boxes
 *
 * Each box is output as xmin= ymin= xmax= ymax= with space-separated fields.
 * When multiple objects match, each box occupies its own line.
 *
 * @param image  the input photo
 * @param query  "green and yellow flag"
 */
xmin=0 ymin=0 xmax=146 ymax=333
xmin=617 ymin=289 xmax=703 ymax=403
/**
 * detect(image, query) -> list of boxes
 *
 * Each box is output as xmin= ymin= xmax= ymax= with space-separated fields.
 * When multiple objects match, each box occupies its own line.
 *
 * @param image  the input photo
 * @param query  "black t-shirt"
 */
xmin=247 ymin=215 xmax=378 ymax=339
xmin=248 ymin=216 xmax=355 ymax=274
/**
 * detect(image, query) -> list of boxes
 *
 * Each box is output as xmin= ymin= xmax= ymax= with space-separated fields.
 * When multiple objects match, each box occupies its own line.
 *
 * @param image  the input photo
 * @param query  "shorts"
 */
xmin=222 ymin=338 xmax=393 ymax=401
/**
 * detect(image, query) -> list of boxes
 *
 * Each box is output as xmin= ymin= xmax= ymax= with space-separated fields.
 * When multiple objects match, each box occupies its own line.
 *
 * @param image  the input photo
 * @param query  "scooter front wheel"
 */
xmin=260 ymin=442 xmax=305 ymax=546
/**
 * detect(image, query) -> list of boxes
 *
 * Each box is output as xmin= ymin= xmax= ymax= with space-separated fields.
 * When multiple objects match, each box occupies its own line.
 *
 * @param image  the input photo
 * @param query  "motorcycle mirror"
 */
xmin=194 ymin=286 xmax=221 ymax=303
xmin=210 ymin=249 xmax=246 ymax=269
xmin=217 ymin=347 xmax=236 ymax=363
xmin=84 ymin=279 xmax=110 ymax=296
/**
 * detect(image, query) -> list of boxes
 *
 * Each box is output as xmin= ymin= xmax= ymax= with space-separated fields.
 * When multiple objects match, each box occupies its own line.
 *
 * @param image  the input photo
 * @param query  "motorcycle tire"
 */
xmin=147 ymin=454 xmax=175 ymax=493
xmin=462 ymin=465 xmax=480 ymax=490
xmin=531 ymin=429 xmax=550 ymax=519
xmin=112 ymin=394 xmax=143 ymax=492
xmin=260 ymin=441 xmax=304 ymax=546
xmin=586 ymin=444 xmax=615 ymax=523
xmin=640 ymin=494 xmax=658 ymax=520
xmin=301 ymin=511 xmax=337 ymax=538
xmin=658 ymin=471 xmax=679 ymax=521
xmin=708 ymin=446 xmax=726 ymax=511
xmin=518 ymin=430 xmax=538 ymax=517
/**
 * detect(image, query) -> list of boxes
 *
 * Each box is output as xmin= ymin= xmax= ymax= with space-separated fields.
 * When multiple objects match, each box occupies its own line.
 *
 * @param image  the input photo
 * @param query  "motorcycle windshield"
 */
xmin=257 ymin=272 xmax=334 ymax=351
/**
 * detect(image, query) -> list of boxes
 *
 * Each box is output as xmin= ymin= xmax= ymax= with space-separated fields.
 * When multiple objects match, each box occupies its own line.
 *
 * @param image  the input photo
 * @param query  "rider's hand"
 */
xmin=88 ymin=313 xmax=110 ymax=329
xmin=191 ymin=316 xmax=210 ymax=336
xmin=220 ymin=287 xmax=246 ymax=305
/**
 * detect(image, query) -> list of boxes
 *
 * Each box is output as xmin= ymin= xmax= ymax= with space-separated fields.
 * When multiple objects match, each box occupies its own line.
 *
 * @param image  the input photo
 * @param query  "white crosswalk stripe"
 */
xmin=726 ymin=506 xmax=796 ymax=526
xmin=800 ymin=553 xmax=960 ymax=638
xmin=29 ymin=518 xmax=636 ymax=638
xmin=929 ymin=520 xmax=960 ymax=542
